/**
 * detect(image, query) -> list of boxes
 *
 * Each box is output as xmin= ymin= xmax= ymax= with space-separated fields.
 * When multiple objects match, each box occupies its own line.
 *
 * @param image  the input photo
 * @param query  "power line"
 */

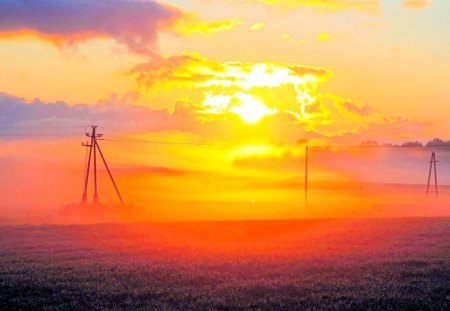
xmin=103 ymin=138 xmax=302 ymax=148
xmin=102 ymin=138 xmax=450 ymax=149
xmin=0 ymin=133 xmax=84 ymax=137
xmin=0 ymin=125 xmax=88 ymax=129
xmin=0 ymin=124 xmax=88 ymax=138
xmin=101 ymin=126 xmax=128 ymax=132
xmin=1 ymin=125 xmax=450 ymax=149
xmin=308 ymin=145 xmax=450 ymax=150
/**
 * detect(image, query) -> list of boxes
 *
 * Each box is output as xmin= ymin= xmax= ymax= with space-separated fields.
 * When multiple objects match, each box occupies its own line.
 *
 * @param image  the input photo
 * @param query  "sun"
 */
xmin=229 ymin=93 xmax=276 ymax=123
xmin=201 ymin=91 xmax=277 ymax=124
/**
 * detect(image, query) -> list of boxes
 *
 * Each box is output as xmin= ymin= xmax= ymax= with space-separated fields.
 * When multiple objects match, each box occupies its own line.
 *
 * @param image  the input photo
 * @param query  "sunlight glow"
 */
xmin=201 ymin=92 xmax=276 ymax=123
xmin=200 ymin=63 xmax=321 ymax=90
xmin=228 ymin=93 xmax=276 ymax=123
xmin=191 ymin=60 xmax=327 ymax=123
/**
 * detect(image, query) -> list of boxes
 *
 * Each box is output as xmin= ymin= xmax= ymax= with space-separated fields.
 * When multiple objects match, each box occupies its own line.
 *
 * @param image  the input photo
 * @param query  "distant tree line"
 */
xmin=359 ymin=138 xmax=450 ymax=148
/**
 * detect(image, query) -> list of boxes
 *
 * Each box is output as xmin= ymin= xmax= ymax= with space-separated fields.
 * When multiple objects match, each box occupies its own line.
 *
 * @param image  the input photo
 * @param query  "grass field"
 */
xmin=0 ymin=217 xmax=449 ymax=310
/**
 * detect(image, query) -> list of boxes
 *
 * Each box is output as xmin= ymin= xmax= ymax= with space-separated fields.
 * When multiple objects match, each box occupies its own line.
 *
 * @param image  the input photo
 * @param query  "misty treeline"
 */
xmin=360 ymin=138 xmax=450 ymax=148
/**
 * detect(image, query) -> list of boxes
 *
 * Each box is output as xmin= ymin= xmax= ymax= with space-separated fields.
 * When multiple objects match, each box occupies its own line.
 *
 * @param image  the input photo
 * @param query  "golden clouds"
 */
xmin=298 ymin=94 xmax=379 ymax=136
xmin=201 ymin=63 xmax=328 ymax=89
xmin=132 ymin=53 xmax=330 ymax=91
xmin=131 ymin=52 xmax=381 ymax=134
xmin=0 ymin=29 xmax=105 ymax=49
xmin=131 ymin=53 xmax=223 ymax=89
xmin=316 ymin=33 xmax=332 ymax=41
xmin=172 ymin=16 xmax=243 ymax=36
xmin=251 ymin=0 xmax=381 ymax=13
xmin=131 ymin=53 xmax=330 ymax=123
xmin=250 ymin=23 xmax=265 ymax=31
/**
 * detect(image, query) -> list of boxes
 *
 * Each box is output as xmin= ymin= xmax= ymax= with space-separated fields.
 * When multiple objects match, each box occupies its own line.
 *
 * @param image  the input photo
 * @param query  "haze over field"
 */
xmin=1 ymin=0 xmax=450 ymax=222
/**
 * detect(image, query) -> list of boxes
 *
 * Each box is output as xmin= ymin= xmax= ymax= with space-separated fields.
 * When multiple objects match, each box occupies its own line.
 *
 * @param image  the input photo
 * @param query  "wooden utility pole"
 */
xmin=92 ymin=126 xmax=99 ymax=204
xmin=426 ymin=152 xmax=438 ymax=196
xmin=80 ymin=125 xmax=123 ymax=205
xmin=81 ymin=126 xmax=96 ymax=204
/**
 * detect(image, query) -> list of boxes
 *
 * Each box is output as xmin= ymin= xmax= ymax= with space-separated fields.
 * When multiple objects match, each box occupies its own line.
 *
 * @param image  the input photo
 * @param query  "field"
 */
xmin=0 ymin=217 xmax=449 ymax=310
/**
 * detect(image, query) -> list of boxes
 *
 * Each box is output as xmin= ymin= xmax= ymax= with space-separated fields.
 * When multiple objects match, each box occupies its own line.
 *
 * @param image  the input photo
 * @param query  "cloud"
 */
xmin=130 ymin=53 xmax=391 ymax=137
xmin=127 ymin=51 xmax=438 ymax=142
xmin=0 ymin=92 xmax=308 ymax=144
xmin=0 ymin=90 xmax=368 ymax=143
xmin=401 ymin=0 xmax=432 ymax=10
xmin=0 ymin=44 xmax=432 ymax=144
xmin=131 ymin=53 xmax=330 ymax=90
xmin=340 ymin=102 xmax=374 ymax=116
xmin=0 ymin=90 xmax=436 ymax=151
xmin=316 ymin=33 xmax=332 ymax=41
xmin=0 ymin=0 xmax=181 ymax=54
xmin=247 ymin=0 xmax=381 ymax=13
xmin=333 ymin=116 xmax=432 ymax=143
xmin=132 ymin=53 xmax=225 ymax=89
xmin=0 ymin=93 xmax=195 ymax=135
xmin=250 ymin=22 xmax=265 ymax=31
xmin=131 ymin=53 xmax=344 ymax=127
xmin=173 ymin=16 xmax=243 ymax=35
xmin=296 ymin=94 xmax=382 ymax=137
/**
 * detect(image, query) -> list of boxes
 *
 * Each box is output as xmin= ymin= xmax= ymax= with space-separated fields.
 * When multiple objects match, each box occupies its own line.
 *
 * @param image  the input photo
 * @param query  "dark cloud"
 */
xmin=0 ymin=0 xmax=181 ymax=54
xmin=0 ymin=93 xmax=194 ymax=135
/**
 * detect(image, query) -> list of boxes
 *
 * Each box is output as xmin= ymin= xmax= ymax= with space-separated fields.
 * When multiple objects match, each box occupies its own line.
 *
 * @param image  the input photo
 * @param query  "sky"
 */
xmin=1 ymin=0 xmax=450 ymax=223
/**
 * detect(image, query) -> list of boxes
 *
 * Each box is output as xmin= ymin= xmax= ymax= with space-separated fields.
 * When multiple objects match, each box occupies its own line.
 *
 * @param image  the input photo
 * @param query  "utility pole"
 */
xmin=81 ymin=126 xmax=96 ymax=204
xmin=426 ymin=152 xmax=438 ymax=197
xmin=80 ymin=125 xmax=123 ymax=205
xmin=305 ymin=145 xmax=308 ymax=205
xmin=92 ymin=126 xmax=99 ymax=204
xmin=81 ymin=142 xmax=90 ymax=204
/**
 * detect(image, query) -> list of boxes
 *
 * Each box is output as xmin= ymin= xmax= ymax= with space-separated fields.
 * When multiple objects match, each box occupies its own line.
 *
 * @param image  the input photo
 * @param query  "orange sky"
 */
xmin=1 ymin=0 xmax=450 ymax=222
